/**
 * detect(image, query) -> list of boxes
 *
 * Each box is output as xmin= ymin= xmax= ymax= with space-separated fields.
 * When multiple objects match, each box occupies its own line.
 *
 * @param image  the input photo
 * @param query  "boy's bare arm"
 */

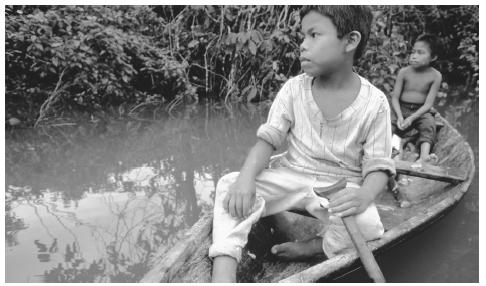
xmin=328 ymin=171 xmax=388 ymax=218
xmin=391 ymin=69 xmax=406 ymax=123
xmin=223 ymin=139 xmax=274 ymax=218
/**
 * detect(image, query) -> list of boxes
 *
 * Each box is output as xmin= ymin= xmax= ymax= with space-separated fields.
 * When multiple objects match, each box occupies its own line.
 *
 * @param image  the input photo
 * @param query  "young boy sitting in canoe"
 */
xmin=390 ymin=34 xmax=443 ymax=165
xmin=209 ymin=6 xmax=395 ymax=282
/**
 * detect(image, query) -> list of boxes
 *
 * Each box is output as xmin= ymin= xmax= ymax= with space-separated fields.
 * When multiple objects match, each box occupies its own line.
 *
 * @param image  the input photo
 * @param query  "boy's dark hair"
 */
xmin=300 ymin=5 xmax=373 ymax=61
xmin=414 ymin=33 xmax=441 ymax=58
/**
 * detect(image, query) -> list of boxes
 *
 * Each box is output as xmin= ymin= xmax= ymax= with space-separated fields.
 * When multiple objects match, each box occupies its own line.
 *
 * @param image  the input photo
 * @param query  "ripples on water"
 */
xmin=5 ymin=104 xmax=267 ymax=282
xmin=5 ymin=97 xmax=477 ymax=282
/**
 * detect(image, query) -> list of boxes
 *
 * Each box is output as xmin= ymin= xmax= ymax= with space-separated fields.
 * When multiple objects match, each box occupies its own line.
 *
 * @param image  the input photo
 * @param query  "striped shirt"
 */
xmin=257 ymin=73 xmax=396 ymax=181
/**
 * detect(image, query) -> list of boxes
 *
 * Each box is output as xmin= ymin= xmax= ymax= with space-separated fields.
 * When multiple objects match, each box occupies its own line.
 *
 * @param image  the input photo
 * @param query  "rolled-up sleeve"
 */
xmin=362 ymin=98 xmax=396 ymax=177
xmin=256 ymin=81 xmax=294 ymax=150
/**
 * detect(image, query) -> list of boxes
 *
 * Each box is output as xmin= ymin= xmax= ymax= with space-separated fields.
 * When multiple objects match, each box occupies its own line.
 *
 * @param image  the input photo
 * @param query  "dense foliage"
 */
xmin=5 ymin=5 xmax=479 ymax=126
xmin=6 ymin=6 xmax=195 ymax=125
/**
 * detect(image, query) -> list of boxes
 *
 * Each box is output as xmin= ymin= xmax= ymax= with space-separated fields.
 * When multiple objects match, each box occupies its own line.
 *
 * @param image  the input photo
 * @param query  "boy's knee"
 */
xmin=216 ymin=172 xmax=239 ymax=192
xmin=213 ymin=172 xmax=239 ymax=205
xmin=417 ymin=125 xmax=436 ymax=147
xmin=355 ymin=204 xmax=385 ymax=239
xmin=417 ymin=114 xmax=436 ymax=131
xmin=419 ymin=122 xmax=435 ymax=134
xmin=417 ymin=116 xmax=436 ymax=143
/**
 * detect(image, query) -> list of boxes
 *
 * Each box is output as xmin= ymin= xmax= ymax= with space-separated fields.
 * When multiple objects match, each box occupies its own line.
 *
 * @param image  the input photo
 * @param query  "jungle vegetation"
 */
xmin=5 ymin=5 xmax=479 ymax=126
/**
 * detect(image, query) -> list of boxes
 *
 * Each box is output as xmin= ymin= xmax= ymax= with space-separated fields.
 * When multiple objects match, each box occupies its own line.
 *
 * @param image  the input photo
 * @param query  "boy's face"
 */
xmin=299 ymin=11 xmax=348 ymax=77
xmin=409 ymin=41 xmax=435 ymax=68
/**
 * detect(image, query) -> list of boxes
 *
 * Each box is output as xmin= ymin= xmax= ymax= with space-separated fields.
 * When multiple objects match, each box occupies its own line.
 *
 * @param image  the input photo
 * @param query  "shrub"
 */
xmin=155 ymin=6 xmax=302 ymax=103
xmin=6 ymin=6 xmax=196 ymax=125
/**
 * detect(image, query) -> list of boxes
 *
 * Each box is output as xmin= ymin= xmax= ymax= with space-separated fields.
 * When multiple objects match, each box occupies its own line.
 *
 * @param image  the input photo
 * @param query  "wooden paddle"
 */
xmin=394 ymin=159 xmax=466 ymax=184
xmin=314 ymin=178 xmax=386 ymax=283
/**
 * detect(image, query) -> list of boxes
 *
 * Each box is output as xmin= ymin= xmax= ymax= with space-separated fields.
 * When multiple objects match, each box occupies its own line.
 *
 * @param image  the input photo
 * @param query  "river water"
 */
xmin=5 ymin=97 xmax=478 ymax=282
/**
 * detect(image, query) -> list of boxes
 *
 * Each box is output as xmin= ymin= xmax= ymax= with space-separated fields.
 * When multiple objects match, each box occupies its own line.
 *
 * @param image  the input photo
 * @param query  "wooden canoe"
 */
xmin=140 ymin=113 xmax=475 ymax=283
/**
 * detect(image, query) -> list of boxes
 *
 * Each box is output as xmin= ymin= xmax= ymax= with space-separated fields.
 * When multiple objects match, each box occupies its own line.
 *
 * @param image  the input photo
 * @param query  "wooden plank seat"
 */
xmin=394 ymin=159 xmax=466 ymax=184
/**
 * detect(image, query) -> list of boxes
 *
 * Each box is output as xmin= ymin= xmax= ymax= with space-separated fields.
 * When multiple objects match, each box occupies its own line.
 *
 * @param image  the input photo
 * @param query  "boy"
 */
xmin=391 ymin=34 xmax=442 ymax=164
xmin=209 ymin=6 xmax=395 ymax=282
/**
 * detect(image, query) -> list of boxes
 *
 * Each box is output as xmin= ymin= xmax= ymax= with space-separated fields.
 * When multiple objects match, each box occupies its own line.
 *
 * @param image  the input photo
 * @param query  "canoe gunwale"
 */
xmin=140 ymin=213 xmax=213 ymax=283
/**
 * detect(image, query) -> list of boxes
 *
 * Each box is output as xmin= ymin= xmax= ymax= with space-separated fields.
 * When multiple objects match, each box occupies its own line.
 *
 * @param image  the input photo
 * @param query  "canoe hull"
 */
xmin=141 ymin=114 xmax=475 ymax=283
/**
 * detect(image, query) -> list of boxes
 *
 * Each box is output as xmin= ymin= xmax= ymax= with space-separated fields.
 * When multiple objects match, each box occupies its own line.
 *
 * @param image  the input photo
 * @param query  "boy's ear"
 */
xmin=345 ymin=31 xmax=361 ymax=54
xmin=431 ymin=55 xmax=438 ymax=62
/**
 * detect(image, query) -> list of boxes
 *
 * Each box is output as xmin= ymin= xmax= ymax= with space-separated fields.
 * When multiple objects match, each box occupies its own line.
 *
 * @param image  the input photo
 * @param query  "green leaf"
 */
xmin=248 ymin=40 xmax=257 ymax=56
xmin=50 ymin=42 xmax=63 ymax=48
xmin=188 ymin=40 xmax=199 ymax=49
xmin=34 ymin=43 xmax=43 ymax=51
xmin=238 ymin=32 xmax=249 ymax=44
xmin=250 ymin=30 xmax=263 ymax=42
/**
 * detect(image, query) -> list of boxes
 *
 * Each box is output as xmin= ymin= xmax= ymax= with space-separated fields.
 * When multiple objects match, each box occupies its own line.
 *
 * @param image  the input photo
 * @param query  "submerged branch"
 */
xmin=35 ymin=68 xmax=68 ymax=128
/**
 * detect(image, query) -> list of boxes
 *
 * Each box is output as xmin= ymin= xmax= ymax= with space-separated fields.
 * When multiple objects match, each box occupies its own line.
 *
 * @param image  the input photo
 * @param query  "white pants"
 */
xmin=208 ymin=167 xmax=384 ymax=262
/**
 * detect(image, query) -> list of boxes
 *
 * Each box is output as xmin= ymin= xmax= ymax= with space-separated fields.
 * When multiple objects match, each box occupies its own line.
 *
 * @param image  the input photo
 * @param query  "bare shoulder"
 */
xmin=401 ymin=66 xmax=413 ymax=73
xmin=398 ymin=66 xmax=413 ymax=78
xmin=430 ymin=67 xmax=442 ymax=80
xmin=398 ymin=66 xmax=412 ymax=75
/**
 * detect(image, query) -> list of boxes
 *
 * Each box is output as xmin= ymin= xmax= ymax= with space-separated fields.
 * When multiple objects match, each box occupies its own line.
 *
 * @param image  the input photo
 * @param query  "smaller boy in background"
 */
xmin=391 ymin=34 xmax=442 ymax=165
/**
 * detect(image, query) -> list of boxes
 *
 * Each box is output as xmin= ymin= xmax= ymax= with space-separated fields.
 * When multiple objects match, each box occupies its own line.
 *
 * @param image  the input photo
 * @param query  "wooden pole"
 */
xmin=314 ymin=178 xmax=386 ymax=283
xmin=341 ymin=216 xmax=386 ymax=283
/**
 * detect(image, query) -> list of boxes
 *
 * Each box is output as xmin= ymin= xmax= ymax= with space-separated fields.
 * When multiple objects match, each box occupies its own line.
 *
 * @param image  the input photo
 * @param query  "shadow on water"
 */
xmin=5 ymin=103 xmax=268 ymax=282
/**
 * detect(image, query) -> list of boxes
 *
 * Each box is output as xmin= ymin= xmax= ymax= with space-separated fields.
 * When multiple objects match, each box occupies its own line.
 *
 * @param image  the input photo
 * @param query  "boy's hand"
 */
xmin=397 ymin=117 xmax=404 ymax=130
xmin=401 ymin=117 xmax=414 ymax=129
xmin=327 ymin=187 xmax=374 ymax=218
xmin=223 ymin=178 xmax=256 ymax=219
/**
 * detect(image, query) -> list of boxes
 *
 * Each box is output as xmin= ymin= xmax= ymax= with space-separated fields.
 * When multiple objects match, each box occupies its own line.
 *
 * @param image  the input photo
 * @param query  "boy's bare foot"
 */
xmin=424 ymin=153 xmax=438 ymax=165
xmin=413 ymin=153 xmax=438 ymax=168
xmin=411 ymin=159 xmax=423 ymax=168
xmin=212 ymin=255 xmax=237 ymax=282
xmin=271 ymin=237 xmax=324 ymax=260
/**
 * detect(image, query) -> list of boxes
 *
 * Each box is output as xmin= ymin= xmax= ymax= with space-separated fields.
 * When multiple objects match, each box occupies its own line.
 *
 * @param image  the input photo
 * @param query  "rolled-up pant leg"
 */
xmin=414 ymin=112 xmax=436 ymax=148
xmin=209 ymin=167 xmax=316 ymax=262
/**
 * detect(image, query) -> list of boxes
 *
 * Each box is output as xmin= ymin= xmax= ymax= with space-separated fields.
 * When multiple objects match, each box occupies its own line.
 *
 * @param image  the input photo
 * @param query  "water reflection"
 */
xmin=5 ymin=207 xmax=27 ymax=247
xmin=5 ymin=104 xmax=266 ymax=282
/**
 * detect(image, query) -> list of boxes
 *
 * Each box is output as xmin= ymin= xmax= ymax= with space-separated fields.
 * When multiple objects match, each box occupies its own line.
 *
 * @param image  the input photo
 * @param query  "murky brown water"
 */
xmin=5 ymin=104 xmax=267 ymax=282
xmin=5 ymin=97 xmax=478 ymax=282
